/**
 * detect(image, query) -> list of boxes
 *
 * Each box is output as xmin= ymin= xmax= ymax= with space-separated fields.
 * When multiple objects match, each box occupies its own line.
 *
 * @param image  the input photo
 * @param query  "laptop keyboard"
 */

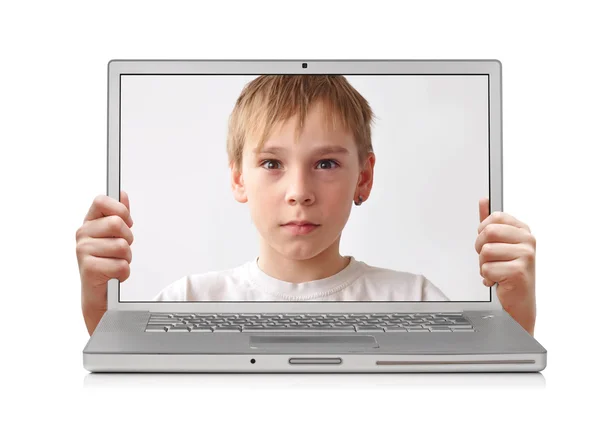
xmin=145 ymin=313 xmax=475 ymax=333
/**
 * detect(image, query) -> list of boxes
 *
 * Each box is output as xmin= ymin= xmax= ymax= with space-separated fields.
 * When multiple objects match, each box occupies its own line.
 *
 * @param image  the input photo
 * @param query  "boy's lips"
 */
xmin=281 ymin=221 xmax=320 ymax=236
xmin=283 ymin=220 xmax=319 ymax=226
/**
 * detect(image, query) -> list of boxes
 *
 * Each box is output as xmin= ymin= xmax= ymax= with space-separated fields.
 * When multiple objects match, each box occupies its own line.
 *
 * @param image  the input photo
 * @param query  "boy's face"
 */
xmin=231 ymin=101 xmax=374 ymax=261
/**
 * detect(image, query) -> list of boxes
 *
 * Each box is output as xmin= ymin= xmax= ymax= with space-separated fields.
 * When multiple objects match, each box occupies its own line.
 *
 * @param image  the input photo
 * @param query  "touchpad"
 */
xmin=249 ymin=335 xmax=379 ymax=351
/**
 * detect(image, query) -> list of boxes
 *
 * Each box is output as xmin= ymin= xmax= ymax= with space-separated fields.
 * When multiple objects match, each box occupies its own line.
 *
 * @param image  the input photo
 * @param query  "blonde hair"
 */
xmin=226 ymin=75 xmax=375 ymax=170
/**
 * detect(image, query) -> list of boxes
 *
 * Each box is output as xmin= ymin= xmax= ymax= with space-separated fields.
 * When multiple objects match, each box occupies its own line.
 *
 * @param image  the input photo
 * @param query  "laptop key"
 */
xmin=426 ymin=324 xmax=457 ymax=327
xmin=287 ymin=328 xmax=356 ymax=333
xmin=356 ymin=326 xmax=384 ymax=332
xmin=190 ymin=327 xmax=213 ymax=332
xmin=213 ymin=326 xmax=241 ymax=332
xmin=146 ymin=325 xmax=176 ymax=330
xmin=243 ymin=328 xmax=289 ymax=333
xmin=145 ymin=326 xmax=169 ymax=332
xmin=168 ymin=326 xmax=192 ymax=332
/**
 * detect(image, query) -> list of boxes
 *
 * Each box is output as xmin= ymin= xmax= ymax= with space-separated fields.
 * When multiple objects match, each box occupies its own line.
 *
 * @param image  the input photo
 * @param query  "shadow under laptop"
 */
xmin=83 ymin=372 xmax=545 ymax=389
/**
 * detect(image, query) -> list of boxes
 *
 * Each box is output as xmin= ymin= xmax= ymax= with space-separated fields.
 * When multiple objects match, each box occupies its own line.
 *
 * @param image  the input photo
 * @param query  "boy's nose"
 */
xmin=286 ymin=188 xmax=315 ymax=206
xmin=285 ymin=173 xmax=315 ymax=206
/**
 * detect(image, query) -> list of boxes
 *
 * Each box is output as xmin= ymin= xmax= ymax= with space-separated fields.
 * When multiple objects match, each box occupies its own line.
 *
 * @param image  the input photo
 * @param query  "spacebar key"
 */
xmin=212 ymin=326 xmax=241 ymax=332
xmin=287 ymin=327 xmax=356 ymax=332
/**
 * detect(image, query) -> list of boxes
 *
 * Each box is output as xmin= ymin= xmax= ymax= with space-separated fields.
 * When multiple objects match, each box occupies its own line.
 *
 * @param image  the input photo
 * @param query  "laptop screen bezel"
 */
xmin=106 ymin=59 xmax=503 ymax=312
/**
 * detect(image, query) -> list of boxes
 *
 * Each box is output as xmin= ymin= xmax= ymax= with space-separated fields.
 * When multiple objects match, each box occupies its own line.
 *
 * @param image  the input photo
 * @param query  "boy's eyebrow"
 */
xmin=254 ymin=145 xmax=351 ymax=156
xmin=253 ymin=146 xmax=286 ymax=155
xmin=314 ymin=145 xmax=351 ymax=156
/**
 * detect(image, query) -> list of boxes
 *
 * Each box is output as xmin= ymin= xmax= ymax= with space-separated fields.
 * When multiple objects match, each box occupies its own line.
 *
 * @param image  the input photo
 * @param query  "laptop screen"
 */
xmin=118 ymin=74 xmax=491 ymax=302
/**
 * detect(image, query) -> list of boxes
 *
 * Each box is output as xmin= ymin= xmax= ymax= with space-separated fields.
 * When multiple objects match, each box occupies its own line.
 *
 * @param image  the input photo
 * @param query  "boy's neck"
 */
xmin=257 ymin=240 xmax=350 ymax=283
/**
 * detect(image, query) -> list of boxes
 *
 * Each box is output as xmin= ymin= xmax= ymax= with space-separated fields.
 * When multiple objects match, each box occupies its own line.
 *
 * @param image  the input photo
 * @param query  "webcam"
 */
xmin=302 ymin=63 xmax=308 ymax=69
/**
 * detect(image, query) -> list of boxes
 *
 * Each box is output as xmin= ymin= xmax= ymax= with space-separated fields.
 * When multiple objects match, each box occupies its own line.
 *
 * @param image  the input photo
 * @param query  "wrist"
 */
xmin=81 ymin=298 xmax=107 ymax=336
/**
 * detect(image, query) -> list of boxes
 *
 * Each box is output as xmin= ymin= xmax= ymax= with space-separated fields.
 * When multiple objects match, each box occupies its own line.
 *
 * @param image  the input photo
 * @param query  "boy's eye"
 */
xmin=316 ymin=159 xmax=339 ymax=170
xmin=260 ymin=159 xmax=339 ymax=170
xmin=260 ymin=160 xmax=282 ymax=170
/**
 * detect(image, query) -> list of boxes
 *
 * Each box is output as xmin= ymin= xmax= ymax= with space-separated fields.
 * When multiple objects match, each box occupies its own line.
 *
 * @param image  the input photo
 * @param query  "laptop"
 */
xmin=83 ymin=59 xmax=547 ymax=372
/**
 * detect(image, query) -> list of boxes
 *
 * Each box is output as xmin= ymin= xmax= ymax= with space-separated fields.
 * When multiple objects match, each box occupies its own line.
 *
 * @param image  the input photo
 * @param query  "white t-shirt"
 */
xmin=153 ymin=256 xmax=450 ymax=302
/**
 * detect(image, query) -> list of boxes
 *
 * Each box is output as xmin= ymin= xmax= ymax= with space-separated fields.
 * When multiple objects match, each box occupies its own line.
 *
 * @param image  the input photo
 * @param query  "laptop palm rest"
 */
xmin=249 ymin=335 xmax=379 ymax=351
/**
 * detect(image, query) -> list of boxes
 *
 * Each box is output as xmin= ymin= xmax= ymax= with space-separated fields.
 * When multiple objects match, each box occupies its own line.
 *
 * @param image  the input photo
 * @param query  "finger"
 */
xmin=482 ymin=277 xmax=495 ymax=287
xmin=479 ymin=197 xmax=490 ymax=224
xmin=80 ymin=215 xmax=134 ymax=245
xmin=478 ymin=242 xmax=524 ymax=269
xmin=120 ymin=190 xmax=131 ymax=215
xmin=80 ymin=256 xmax=131 ymax=283
xmin=479 ymin=242 xmax=532 ymax=279
xmin=478 ymin=211 xmax=531 ymax=234
xmin=475 ymin=224 xmax=533 ymax=253
xmin=480 ymin=258 xmax=523 ymax=286
xmin=84 ymin=194 xmax=133 ymax=228
xmin=78 ymin=237 xmax=133 ymax=264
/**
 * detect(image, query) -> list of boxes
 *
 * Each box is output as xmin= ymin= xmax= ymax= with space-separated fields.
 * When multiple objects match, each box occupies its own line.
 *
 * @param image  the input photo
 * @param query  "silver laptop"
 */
xmin=83 ymin=59 xmax=547 ymax=372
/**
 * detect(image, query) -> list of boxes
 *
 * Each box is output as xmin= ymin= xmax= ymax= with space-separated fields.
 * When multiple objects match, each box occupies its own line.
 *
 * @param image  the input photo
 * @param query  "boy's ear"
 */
xmin=230 ymin=162 xmax=248 ymax=203
xmin=355 ymin=152 xmax=376 ymax=201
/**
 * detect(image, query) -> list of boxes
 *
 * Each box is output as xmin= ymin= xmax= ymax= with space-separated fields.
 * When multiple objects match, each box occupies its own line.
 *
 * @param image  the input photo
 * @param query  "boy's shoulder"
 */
xmin=356 ymin=259 xmax=427 ymax=283
xmin=156 ymin=261 xmax=252 ymax=301
xmin=355 ymin=259 xmax=448 ymax=301
xmin=186 ymin=261 xmax=249 ymax=282
xmin=181 ymin=261 xmax=251 ymax=288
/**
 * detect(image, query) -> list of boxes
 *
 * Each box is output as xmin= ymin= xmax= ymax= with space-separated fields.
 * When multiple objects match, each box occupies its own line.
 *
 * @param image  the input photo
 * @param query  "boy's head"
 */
xmin=228 ymin=75 xmax=376 ymax=261
xmin=227 ymin=75 xmax=375 ymax=170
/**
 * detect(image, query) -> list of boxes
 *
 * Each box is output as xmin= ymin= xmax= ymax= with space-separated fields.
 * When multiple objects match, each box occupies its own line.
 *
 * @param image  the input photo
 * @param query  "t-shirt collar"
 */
xmin=245 ymin=255 xmax=363 ymax=300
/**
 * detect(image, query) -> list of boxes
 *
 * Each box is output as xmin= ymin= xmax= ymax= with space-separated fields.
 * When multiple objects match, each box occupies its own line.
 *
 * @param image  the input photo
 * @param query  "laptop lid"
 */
xmin=106 ymin=59 xmax=503 ymax=312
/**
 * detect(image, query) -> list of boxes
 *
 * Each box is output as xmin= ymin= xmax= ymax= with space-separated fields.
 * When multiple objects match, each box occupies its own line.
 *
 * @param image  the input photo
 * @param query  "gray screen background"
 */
xmin=119 ymin=74 xmax=490 ymax=301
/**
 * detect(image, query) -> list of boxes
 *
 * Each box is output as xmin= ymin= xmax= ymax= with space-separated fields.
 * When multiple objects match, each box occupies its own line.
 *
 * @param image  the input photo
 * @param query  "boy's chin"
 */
xmin=271 ymin=244 xmax=335 ymax=262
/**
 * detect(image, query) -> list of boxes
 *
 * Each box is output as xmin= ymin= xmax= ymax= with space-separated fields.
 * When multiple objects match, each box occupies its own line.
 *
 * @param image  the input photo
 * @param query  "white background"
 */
xmin=120 ymin=74 xmax=489 ymax=301
xmin=1 ymin=0 xmax=599 ymax=434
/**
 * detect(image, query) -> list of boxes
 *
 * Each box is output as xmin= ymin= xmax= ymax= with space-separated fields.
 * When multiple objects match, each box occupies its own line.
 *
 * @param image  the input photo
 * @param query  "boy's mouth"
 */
xmin=281 ymin=221 xmax=320 ymax=236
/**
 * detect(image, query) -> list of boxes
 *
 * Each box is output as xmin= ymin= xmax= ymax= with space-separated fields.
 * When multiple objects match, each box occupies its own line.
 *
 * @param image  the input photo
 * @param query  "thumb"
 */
xmin=120 ymin=190 xmax=130 ymax=212
xmin=479 ymin=197 xmax=490 ymax=223
xmin=120 ymin=190 xmax=133 ymax=226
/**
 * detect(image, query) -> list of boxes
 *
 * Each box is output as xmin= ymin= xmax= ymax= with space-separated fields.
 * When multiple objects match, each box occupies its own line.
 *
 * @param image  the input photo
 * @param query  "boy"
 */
xmin=156 ymin=75 xmax=448 ymax=302
xmin=76 ymin=75 xmax=537 ymax=335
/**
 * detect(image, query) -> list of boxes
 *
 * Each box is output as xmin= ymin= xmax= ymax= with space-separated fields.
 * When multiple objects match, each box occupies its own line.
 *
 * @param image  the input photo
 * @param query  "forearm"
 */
xmin=505 ymin=301 xmax=536 ymax=337
xmin=81 ymin=285 xmax=107 ymax=336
